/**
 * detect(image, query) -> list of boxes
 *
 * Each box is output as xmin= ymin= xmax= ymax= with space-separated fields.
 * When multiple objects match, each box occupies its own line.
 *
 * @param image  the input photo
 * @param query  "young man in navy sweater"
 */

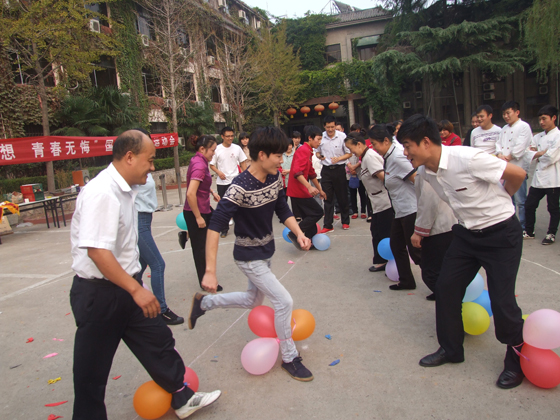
xmin=188 ymin=127 xmax=314 ymax=381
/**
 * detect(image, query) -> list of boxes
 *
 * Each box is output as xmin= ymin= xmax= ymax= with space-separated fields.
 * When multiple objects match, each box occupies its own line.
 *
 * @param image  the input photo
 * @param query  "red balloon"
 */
xmin=520 ymin=344 xmax=560 ymax=388
xmin=183 ymin=367 xmax=199 ymax=392
xmin=248 ymin=306 xmax=277 ymax=338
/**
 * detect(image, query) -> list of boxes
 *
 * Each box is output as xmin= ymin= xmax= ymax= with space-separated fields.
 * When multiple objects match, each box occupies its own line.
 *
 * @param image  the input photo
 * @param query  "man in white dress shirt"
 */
xmin=523 ymin=105 xmax=560 ymax=245
xmin=495 ymin=101 xmax=533 ymax=231
xmin=397 ymin=114 xmax=527 ymax=390
xmin=70 ymin=130 xmax=220 ymax=419
xmin=471 ymin=104 xmax=501 ymax=154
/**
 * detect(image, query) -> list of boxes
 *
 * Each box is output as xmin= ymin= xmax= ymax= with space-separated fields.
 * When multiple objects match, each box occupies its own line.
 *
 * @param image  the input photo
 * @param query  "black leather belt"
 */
xmin=465 ymin=216 xmax=514 ymax=235
xmin=77 ymin=273 xmax=141 ymax=285
xmin=323 ymin=164 xmax=344 ymax=170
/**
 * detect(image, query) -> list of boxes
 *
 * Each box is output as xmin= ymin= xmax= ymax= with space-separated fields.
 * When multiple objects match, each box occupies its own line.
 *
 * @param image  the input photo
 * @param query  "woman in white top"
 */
xmin=281 ymin=138 xmax=295 ymax=201
xmin=345 ymin=132 xmax=394 ymax=272
xmin=368 ymin=124 xmax=421 ymax=290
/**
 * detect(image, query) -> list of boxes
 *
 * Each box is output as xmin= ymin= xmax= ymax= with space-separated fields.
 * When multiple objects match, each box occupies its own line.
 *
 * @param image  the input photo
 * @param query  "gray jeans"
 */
xmin=201 ymin=259 xmax=298 ymax=362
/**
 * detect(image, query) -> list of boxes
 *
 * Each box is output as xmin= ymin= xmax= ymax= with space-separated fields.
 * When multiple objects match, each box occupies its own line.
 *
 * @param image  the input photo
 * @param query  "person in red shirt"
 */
xmin=438 ymin=120 xmax=462 ymax=146
xmin=287 ymin=126 xmax=327 ymax=242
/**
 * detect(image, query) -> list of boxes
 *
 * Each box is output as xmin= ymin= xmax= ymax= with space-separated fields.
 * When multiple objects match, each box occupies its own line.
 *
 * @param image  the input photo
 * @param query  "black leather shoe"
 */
xmin=369 ymin=264 xmax=386 ymax=272
xmin=389 ymin=283 xmax=416 ymax=290
xmin=178 ymin=231 xmax=188 ymax=249
xmin=419 ymin=347 xmax=463 ymax=367
xmin=496 ymin=370 xmax=524 ymax=389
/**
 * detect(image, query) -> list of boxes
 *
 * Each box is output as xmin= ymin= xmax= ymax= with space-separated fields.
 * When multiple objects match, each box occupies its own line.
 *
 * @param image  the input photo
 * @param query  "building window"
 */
xmin=142 ymin=70 xmax=161 ymax=96
xmin=90 ymin=56 xmax=118 ymax=88
xmin=357 ymin=46 xmax=376 ymax=61
xmin=206 ymin=36 xmax=217 ymax=57
xmin=136 ymin=5 xmax=153 ymax=39
xmin=325 ymin=44 xmax=341 ymax=64
xmin=355 ymin=35 xmax=379 ymax=61
xmin=210 ymin=78 xmax=221 ymax=103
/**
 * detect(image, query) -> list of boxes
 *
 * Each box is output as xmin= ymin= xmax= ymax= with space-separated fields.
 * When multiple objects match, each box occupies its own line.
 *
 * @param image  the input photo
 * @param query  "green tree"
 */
xmin=0 ymin=0 xmax=118 ymax=191
xmin=251 ymin=22 xmax=302 ymax=127
xmin=524 ymin=0 xmax=560 ymax=74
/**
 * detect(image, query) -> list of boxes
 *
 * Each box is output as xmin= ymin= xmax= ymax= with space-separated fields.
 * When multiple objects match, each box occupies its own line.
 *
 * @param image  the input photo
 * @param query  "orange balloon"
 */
xmin=290 ymin=309 xmax=316 ymax=341
xmin=133 ymin=380 xmax=172 ymax=419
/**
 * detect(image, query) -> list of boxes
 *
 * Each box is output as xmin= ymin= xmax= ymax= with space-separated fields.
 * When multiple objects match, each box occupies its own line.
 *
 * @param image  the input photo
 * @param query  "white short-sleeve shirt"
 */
xmin=383 ymin=144 xmax=417 ymax=218
xmin=471 ymin=125 xmax=501 ymax=154
xmin=71 ymin=163 xmax=141 ymax=279
xmin=527 ymin=127 xmax=560 ymax=188
xmin=317 ymin=131 xmax=350 ymax=166
xmin=422 ymin=146 xmax=514 ymax=230
xmin=210 ymin=143 xmax=247 ymax=185
xmin=360 ymin=149 xmax=391 ymax=214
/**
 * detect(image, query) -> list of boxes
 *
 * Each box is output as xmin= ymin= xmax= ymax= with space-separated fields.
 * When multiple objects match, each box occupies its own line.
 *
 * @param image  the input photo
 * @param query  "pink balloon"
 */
xmin=183 ymin=367 xmax=199 ymax=392
xmin=524 ymin=309 xmax=560 ymax=349
xmin=248 ymin=306 xmax=277 ymax=338
xmin=386 ymin=259 xmax=399 ymax=282
xmin=241 ymin=338 xmax=279 ymax=375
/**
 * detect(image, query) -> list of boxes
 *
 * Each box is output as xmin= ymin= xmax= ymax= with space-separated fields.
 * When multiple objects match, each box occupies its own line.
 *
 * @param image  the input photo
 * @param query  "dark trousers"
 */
xmin=524 ymin=187 xmax=560 ymax=235
xmin=184 ymin=210 xmax=212 ymax=286
xmin=390 ymin=213 xmax=422 ymax=288
xmin=420 ymin=231 xmax=453 ymax=292
xmin=350 ymin=180 xmax=371 ymax=216
xmin=435 ymin=217 xmax=524 ymax=371
xmin=70 ymin=276 xmax=193 ymax=420
xmin=370 ymin=207 xmax=394 ymax=264
xmin=217 ymin=184 xmax=230 ymax=234
xmin=321 ymin=165 xmax=350 ymax=228
xmin=290 ymin=197 xmax=324 ymax=239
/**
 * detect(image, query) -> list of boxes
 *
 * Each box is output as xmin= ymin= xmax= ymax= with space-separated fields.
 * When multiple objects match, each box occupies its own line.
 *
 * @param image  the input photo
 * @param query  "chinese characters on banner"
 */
xmin=0 ymin=133 xmax=178 ymax=165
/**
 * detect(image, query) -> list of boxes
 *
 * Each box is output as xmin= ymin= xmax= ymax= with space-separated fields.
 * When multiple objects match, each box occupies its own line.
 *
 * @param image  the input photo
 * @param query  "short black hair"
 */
xmin=304 ymin=125 xmax=322 ymax=141
xmin=345 ymin=132 xmax=366 ymax=146
xmin=191 ymin=135 xmax=216 ymax=151
xmin=501 ymin=101 xmax=520 ymax=113
xmin=368 ymin=124 xmax=394 ymax=143
xmin=323 ymin=115 xmax=336 ymax=125
xmin=397 ymin=114 xmax=442 ymax=146
xmin=248 ymin=127 xmax=289 ymax=161
xmin=538 ymin=105 xmax=558 ymax=121
xmin=286 ymin=138 xmax=294 ymax=147
xmin=113 ymin=130 xmax=146 ymax=161
xmin=476 ymin=104 xmax=493 ymax=116
xmin=350 ymin=123 xmax=361 ymax=131
xmin=239 ymin=132 xmax=249 ymax=140
xmin=221 ymin=126 xmax=234 ymax=136
xmin=292 ymin=131 xmax=301 ymax=139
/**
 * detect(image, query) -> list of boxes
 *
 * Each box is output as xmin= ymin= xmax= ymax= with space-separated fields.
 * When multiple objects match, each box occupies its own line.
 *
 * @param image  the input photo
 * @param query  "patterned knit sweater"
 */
xmin=208 ymin=170 xmax=293 ymax=261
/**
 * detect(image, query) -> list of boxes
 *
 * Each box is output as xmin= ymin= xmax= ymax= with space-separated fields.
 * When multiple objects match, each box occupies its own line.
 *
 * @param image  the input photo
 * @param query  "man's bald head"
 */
xmin=113 ymin=130 xmax=150 ymax=161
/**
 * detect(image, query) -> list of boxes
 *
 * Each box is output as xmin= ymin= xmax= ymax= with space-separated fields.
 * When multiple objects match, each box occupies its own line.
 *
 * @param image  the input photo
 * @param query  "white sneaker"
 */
xmin=175 ymin=390 xmax=221 ymax=419
xmin=229 ymin=219 xmax=233 ymax=226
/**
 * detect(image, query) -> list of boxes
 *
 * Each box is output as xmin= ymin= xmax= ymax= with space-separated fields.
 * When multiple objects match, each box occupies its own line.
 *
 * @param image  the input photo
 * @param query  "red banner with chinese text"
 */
xmin=0 ymin=133 xmax=179 ymax=165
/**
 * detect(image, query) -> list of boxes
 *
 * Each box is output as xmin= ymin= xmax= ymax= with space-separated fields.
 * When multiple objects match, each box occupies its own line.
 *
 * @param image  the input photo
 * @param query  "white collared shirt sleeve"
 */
xmin=468 ymin=152 xmax=507 ymax=184
xmin=496 ymin=129 xmax=504 ymax=155
xmin=537 ymin=129 xmax=560 ymax=169
xmin=414 ymin=170 xmax=438 ymax=237
xmin=511 ymin=123 xmax=533 ymax=160
xmin=77 ymin=189 xmax=121 ymax=252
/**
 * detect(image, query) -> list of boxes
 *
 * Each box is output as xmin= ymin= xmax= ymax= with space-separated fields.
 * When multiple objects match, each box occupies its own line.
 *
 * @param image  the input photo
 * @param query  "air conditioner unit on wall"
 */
xmin=207 ymin=56 xmax=215 ymax=66
xmin=218 ymin=0 xmax=226 ymax=8
xmin=179 ymin=137 xmax=185 ymax=146
xmin=89 ymin=19 xmax=101 ymax=33
xmin=256 ymin=20 xmax=261 ymax=29
xmin=539 ymin=86 xmax=549 ymax=95
xmin=483 ymin=83 xmax=495 ymax=91
xmin=195 ymin=101 xmax=205 ymax=108
xmin=220 ymin=103 xmax=230 ymax=112
xmin=239 ymin=10 xmax=246 ymax=19
xmin=483 ymin=92 xmax=495 ymax=100
xmin=164 ymin=99 xmax=173 ymax=108
xmin=403 ymin=101 xmax=411 ymax=109
xmin=141 ymin=35 xmax=149 ymax=47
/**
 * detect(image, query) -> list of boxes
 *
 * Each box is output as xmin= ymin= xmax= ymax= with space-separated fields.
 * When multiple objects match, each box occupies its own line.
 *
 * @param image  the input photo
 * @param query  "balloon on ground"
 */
xmin=463 ymin=273 xmax=484 ymax=302
xmin=183 ymin=367 xmax=199 ymax=392
xmin=520 ymin=344 xmax=560 ymax=388
xmin=472 ymin=289 xmax=493 ymax=317
xmin=282 ymin=227 xmax=292 ymax=243
xmin=378 ymin=238 xmax=394 ymax=260
xmin=241 ymin=337 xmax=279 ymax=375
xmin=291 ymin=309 xmax=316 ymax=341
xmin=312 ymin=233 xmax=330 ymax=251
xmin=133 ymin=380 xmax=172 ymax=420
xmin=523 ymin=309 xmax=560 ymax=349
xmin=248 ymin=305 xmax=277 ymax=338
xmin=175 ymin=213 xmax=188 ymax=231
xmin=462 ymin=302 xmax=490 ymax=335
xmin=385 ymin=259 xmax=399 ymax=282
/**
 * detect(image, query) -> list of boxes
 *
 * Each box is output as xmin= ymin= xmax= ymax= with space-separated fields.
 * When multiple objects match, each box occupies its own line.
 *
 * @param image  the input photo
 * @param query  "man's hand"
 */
xmin=218 ymin=171 xmax=226 ymax=180
xmin=319 ymin=190 xmax=327 ymax=200
xmin=212 ymin=191 xmax=220 ymax=202
xmin=297 ymin=234 xmax=312 ymax=251
xmin=308 ymin=186 xmax=319 ymax=196
xmin=535 ymin=150 xmax=547 ymax=159
xmin=131 ymin=287 xmax=161 ymax=318
xmin=196 ymin=216 xmax=207 ymax=229
xmin=282 ymin=169 xmax=289 ymax=176
xmin=331 ymin=156 xmax=340 ymax=164
xmin=201 ymin=272 xmax=219 ymax=293
xmin=411 ymin=233 xmax=423 ymax=248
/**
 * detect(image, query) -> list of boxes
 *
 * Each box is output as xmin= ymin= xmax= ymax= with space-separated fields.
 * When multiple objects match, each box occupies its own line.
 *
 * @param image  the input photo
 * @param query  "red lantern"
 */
xmin=286 ymin=108 xmax=297 ymax=119
xmin=328 ymin=102 xmax=339 ymax=114
xmin=300 ymin=106 xmax=311 ymax=117
xmin=314 ymin=104 xmax=325 ymax=115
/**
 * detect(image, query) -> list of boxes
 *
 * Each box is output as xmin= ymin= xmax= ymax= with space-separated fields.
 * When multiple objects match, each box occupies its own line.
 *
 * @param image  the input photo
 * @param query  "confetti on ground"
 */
xmin=112 ymin=375 xmax=121 ymax=380
xmin=47 ymin=415 xmax=63 ymax=420
xmin=325 ymin=334 xmax=332 ymax=340
xmin=147 ymin=274 xmax=151 ymax=277
xmin=45 ymin=401 xmax=68 ymax=407
xmin=288 ymin=260 xmax=294 ymax=264
xmin=26 ymin=338 xmax=34 ymax=343
xmin=65 ymin=313 xmax=71 ymax=316
xmin=329 ymin=359 xmax=340 ymax=366
xmin=43 ymin=353 xmax=58 ymax=359
xmin=52 ymin=338 xmax=64 ymax=341
xmin=47 ymin=377 xmax=61 ymax=385
xmin=407 ymin=293 xmax=415 ymax=295
xmin=374 ymin=290 xmax=382 ymax=293
xmin=10 ymin=364 xmax=22 ymax=369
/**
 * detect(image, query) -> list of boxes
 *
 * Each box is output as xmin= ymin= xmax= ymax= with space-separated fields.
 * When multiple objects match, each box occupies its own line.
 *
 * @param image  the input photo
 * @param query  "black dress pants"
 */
xmin=184 ymin=209 xmax=212 ymax=286
xmin=390 ymin=213 xmax=422 ymax=287
xmin=524 ymin=187 xmax=560 ymax=235
xmin=290 ymin=197 xmax=324 ymax=239
xmin=321 ymin=165 xmax=350 ymax=228
xmin=350 ymin=180 xmax=371 ymax=216
xmin=420 ymin=231 xmax=453 ymax=292
xmin=70 ymin=276 xmax=193 ymax=420
xmin=217 ymin=184 xmax=230 ymax=234
xmin=370 ymin=207 xmax=394 ymax=264
xmin=435 ymin=217 xmax=524 ymax=371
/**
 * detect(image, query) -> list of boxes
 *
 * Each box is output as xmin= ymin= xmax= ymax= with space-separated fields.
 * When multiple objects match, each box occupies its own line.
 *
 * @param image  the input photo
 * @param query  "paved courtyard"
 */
xmin=1 ymin=187 xmax=560 ymax=420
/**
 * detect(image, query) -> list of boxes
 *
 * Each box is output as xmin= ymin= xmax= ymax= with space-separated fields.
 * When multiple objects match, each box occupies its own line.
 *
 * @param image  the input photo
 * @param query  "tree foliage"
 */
xmin=524 ymin=0 xmax=560 ymax=73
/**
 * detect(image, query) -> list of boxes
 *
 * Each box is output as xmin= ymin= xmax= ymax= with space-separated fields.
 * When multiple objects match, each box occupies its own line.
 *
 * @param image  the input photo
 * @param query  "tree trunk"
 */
xmin=273 ymin=112 xmax=279 ymax=127
xmin=33 ymin=41 xmax=55 ymax=192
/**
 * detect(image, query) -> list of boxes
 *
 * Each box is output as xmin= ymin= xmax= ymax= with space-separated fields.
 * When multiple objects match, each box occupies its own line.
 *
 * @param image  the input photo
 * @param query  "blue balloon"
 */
xmin=378 ymin=238 xmax=394 ymax=260
xmin=176 ymin=213 xmax=188 ymax=230
xmin=472 ymin=289 xmax=493 ymax=317
xmin=312 ymin=233 xmax=330 ymax=251
xmin=282 ymin=227 xmax=292 ymax=243
xmin=463 ymin=273 xmax=484 ymax=302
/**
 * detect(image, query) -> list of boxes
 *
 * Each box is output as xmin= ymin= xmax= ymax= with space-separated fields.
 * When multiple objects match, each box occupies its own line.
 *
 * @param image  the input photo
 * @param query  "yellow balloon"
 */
xmin=290 ymin=309 xmax=316 ymax=341
xmin=522 ymin=314 xmax=530 ymax=321
xmin=462 ymin=302 xmax=491 ymax=335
